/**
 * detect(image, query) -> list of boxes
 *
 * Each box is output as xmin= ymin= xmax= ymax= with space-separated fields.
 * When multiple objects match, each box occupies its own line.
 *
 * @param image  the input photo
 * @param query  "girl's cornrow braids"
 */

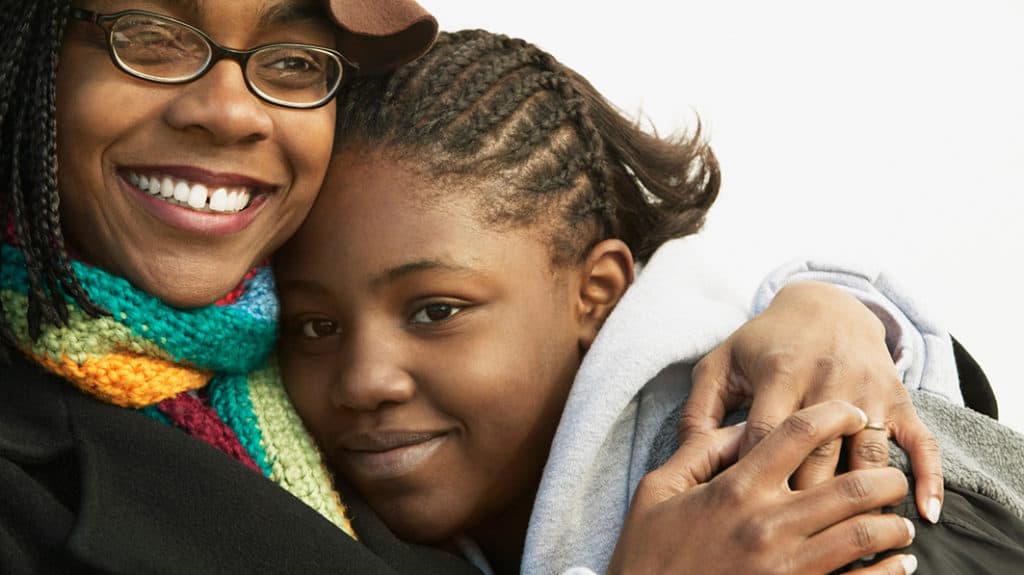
xmin=402 ymin=36 xmax=494 ymax=128
xmin=526 ymin=56 xmax=618 ymax=235
xmin=379 ymin=29 xmax=477 ymax=107
xmin=423 ymin=45 xmax=539 ymax=136
xmin=447 ymin=70 xmax=560 ymax=155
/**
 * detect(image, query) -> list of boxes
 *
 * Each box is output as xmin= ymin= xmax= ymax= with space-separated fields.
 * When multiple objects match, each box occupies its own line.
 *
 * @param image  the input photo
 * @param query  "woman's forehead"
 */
xmin=86 ymin=0 xmax=332 ymax=28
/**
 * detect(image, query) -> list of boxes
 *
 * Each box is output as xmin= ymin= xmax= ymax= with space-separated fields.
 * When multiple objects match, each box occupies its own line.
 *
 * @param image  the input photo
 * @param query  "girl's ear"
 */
xmin=576 ymin=239 xmax=634 ymax=350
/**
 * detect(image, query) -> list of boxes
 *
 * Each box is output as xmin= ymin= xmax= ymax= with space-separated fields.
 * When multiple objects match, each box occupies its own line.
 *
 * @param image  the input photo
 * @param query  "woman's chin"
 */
xmin=127 ymin=259 xmax=259 ymax=309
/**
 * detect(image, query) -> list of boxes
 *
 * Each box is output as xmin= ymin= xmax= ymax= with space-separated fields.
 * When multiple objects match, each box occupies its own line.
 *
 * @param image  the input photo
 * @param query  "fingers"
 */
xmin=848 ymin=554 xmax=919 ymax=575
xmin=797 ymin=514 xmax=916 ymax=574
xmin=847 ymin=374 xmax=900 ymax=477
xmin=679 ymin=351 xmax=737 ymax=441
xmin=790 ymin=436 xmax=842 ymax=490
xmin=890 ymin=403 xmax=944 ymax=523
xmin=633 ymin=425 xmax=744 ymax=512
xmin=735 ymin=400 xmax=867 ymax=484
xmin=738 ymin=368 xmax=800 ymax=458
xmin=788 ymin=467 xmax=909 ymax=533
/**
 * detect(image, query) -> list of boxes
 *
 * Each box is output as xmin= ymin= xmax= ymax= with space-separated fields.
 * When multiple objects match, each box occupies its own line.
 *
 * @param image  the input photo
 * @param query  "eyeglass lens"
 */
xmin=109 ymin=13 xmax=342 ymax=107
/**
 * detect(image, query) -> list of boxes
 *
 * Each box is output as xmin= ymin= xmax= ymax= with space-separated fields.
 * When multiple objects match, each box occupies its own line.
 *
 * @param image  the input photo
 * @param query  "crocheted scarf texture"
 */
xmin=0 ymin=243 xmax=355 ymax=539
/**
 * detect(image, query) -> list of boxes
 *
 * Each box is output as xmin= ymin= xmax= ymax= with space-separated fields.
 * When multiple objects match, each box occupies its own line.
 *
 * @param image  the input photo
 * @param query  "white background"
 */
xmin=427 ymin=1 xmax=1024 ymax=432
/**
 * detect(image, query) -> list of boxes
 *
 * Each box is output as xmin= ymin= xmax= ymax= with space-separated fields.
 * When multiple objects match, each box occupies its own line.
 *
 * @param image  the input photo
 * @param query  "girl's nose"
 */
xmin=331 ymin=338 xmax=416 ymax=412
xmin=162 ymin=61 xmax=274 ymax=145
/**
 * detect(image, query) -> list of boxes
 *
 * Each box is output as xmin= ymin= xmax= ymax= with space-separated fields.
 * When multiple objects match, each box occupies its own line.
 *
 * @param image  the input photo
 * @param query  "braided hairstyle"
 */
xmin=0 ymin=0 xmax=107 ymax=355
xmin=335 ymin=29 xmax=721 ymax=267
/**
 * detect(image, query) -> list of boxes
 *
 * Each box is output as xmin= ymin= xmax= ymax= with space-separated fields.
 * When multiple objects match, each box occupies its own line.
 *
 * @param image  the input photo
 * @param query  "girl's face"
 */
xmin=56 ymin=0 xmax=336 ymax=307
xmin=275 ymin=151 xmax=589 ymax=546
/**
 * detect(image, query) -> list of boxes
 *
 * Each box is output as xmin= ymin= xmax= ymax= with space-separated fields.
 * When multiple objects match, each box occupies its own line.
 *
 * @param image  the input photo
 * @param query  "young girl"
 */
xmin=0 ymin=3 xmax=967 ymax=574
xmin=275 ymin=29 xmax=1024 ymax=574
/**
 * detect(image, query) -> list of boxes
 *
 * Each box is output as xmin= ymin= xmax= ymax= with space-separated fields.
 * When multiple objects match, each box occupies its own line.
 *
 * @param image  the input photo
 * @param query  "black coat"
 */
xmin=0 ymin=351 xmax=480 ymax=575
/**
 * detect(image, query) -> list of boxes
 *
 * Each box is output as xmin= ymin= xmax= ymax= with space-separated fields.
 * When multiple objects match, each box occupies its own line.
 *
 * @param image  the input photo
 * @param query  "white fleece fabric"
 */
xmin=515 ymin=236 xmax=964 ymax=575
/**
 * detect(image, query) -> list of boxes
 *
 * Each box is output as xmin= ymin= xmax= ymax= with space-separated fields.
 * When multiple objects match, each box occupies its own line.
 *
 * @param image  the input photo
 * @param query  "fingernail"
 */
xmin=855 ymin=406 xmax=868 ymax=426
xmin=900 ymin=554 xmax=918 ymax=574
xmin=926 ymin=497 xmax=942 ymax=524
xmin=733 ymin=421 xmax=747 ymax=427
xmin=903 ymin=517 xmax=915 ymax=541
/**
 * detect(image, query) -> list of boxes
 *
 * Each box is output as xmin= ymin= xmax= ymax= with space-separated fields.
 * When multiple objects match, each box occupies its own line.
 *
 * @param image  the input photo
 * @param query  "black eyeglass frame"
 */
xmin=69 ymin=8 xmax=356 ymax=109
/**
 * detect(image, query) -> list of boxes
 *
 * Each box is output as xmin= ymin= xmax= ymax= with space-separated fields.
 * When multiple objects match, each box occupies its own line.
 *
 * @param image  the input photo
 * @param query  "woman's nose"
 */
xmin=331 ymin=338 xmax=416 ymax=412
xmin=162 ymin=61 xmax=273 ymax=145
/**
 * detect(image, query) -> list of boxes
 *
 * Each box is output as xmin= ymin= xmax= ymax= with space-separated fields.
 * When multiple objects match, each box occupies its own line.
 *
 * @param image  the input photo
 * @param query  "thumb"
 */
xmin=635 ymin=424 xmax=745 ymax=511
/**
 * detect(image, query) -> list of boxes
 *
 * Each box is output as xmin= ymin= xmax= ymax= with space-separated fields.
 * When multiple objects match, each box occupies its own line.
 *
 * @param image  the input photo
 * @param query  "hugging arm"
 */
xmin=608 ymin=401 xmax=918 ymax=575
xmin=681 ymin=260 xmax=960 ymax=522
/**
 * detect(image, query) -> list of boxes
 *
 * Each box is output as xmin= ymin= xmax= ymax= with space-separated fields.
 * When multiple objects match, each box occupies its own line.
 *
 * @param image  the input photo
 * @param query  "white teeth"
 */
xmin=187 ymin=184 xmax=209 ymax=209
xmin=209 ymin=188 xmax=228 ymax=212
xmin=127 ymin=171 xmax=255 ymax=213
xmin=173 ymin=181 xmax=191 ymax=202
xmin=160 ymin=177 xmax=174 ymax=198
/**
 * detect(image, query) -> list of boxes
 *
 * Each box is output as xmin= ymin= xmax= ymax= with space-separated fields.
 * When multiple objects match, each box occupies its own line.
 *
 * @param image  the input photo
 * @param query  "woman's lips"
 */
xmin=339 ymin=432 xmax=450 ymax=481
xmin=117 ymin=166 xmax=277 ymax=236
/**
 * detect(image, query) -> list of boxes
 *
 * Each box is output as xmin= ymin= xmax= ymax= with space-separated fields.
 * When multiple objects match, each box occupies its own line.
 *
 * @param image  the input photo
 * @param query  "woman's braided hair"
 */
xmin=0 ymin=0 xmax=106 ymax=353
xmin=335 ymin=29 xmax=721 ymax=266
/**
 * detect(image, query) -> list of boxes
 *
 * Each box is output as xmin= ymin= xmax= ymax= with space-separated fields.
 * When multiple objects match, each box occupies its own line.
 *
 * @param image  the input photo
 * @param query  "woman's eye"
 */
xmin=410 ymin=303 xmax=463 ymax=324
xmin=299 ymin=319 xmax=339 ymax=339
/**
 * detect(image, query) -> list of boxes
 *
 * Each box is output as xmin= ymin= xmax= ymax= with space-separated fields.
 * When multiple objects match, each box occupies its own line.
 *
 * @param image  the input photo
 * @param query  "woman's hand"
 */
xmin=609 ymin=401 xmax=918 ymax=575
xmin=679 ymin=281 xmax=943 ymax=523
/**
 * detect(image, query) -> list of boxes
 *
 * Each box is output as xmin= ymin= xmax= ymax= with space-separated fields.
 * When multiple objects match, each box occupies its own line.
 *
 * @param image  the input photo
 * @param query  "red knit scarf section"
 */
xmin=157 ymin=392 xmax=260 ymax=472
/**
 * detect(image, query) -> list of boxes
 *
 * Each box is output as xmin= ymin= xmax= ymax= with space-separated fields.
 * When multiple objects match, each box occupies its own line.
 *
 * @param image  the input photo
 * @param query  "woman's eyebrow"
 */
xmin=257 ymin=1 xmax=331 ymax=28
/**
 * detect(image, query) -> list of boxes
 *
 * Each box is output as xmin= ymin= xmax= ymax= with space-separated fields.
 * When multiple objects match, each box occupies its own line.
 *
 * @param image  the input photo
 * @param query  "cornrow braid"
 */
xmin=335 ymin=29 xmax=719 ymax=266
xmin=0 ymin=0 xmax=107 ymax=356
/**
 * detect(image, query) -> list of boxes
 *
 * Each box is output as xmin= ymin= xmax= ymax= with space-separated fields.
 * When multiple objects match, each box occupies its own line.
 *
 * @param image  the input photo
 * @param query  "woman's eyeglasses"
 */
xmin=70 ymin=8 xmax=354 ymax=109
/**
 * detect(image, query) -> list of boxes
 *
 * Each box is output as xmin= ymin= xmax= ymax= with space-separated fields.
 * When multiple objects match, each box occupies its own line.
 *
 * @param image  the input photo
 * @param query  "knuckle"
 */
xmin=848 ymin=518 xmax=877 ymax=552
xmin=813 ymin=355 xmax=847 ymax=386
xmin=780 ymin=412 xmax=819 ymax=443
xmin=759 ymin=351 xmax=798 ymax=379
xmin=855 ymin=438 xmax=890 ymax=466
xmin=745 ymin=418 xmax=776 ymax=444
xmin=838 ymin=473 xmax=872 ymax=502
xmin=807 ymin=438 xmax=840 ymax=461
xmin=708 ymin=474 xmax=747 ymax=505
xmin=917 ymin=432 xmax=941 ymax=455
xmin=736 ymin=515 xmax=779 ymax=553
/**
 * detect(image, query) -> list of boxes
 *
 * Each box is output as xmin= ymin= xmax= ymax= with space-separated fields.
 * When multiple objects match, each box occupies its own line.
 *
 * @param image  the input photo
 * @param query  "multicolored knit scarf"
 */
xmin=0 ymin=243 xmax=355 ymax=539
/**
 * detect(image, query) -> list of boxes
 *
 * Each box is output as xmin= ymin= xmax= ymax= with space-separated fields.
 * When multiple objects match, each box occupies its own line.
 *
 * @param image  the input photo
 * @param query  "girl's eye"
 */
xmin=300 ymin=319 xmax=340 ymax=339
xmin=410 ymin=303 xmax=463 ymax=325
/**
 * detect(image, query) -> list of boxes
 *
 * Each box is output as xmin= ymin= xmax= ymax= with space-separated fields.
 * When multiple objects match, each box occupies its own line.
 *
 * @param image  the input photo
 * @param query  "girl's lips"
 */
xmin=340 ymin=433 xmax=450 ymax=481
xmin=118 ymin=172 xmax=272 ymax=237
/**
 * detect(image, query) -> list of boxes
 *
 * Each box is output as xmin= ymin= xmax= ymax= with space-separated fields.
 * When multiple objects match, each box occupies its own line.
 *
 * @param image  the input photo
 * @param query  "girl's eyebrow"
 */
xmin=370 ymin=260 xmax=474 ymax=290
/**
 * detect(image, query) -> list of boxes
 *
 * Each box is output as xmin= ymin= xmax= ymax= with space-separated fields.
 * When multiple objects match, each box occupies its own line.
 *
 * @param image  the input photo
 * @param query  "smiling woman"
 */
xmin=0 ymin=1 xmax=1015 ymax=574
xmin=55 ymin=1 xmax=336 ymax=308
xmin=0 ymin=1 xmax=484 ymax=573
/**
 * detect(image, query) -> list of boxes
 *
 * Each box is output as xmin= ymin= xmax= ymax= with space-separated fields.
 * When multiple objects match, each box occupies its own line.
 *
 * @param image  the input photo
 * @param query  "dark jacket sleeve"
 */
xmin=841 ymin=480 xmax=1024 ymax=574
xmin=0 ymin=352 xmax=480 ymax=575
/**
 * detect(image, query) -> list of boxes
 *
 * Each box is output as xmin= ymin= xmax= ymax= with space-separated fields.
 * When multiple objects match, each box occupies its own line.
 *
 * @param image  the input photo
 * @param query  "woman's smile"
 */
xmin=116 ymin=164 xmax=278 ymax=235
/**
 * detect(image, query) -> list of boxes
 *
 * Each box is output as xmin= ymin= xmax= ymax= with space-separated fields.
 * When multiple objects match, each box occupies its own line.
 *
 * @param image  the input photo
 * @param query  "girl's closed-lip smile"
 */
xmin=338 ymin=431 xmax=451 ymax=481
